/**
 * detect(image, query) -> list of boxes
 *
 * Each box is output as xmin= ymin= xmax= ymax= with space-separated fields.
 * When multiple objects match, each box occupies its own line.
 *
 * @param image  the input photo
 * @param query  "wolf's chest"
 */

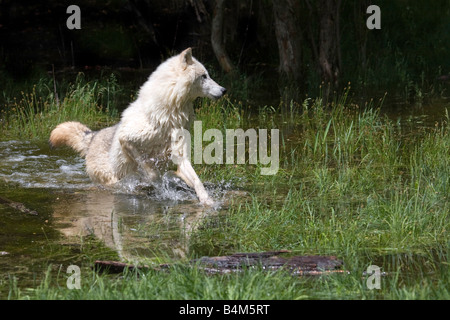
xmin=135 ymin=119 xmax=187 ymax=156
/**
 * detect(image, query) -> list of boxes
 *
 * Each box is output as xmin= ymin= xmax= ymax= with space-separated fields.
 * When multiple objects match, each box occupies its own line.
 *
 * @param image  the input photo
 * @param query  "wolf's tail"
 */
xmin=49 ymin=121 xmax=94 ymax=157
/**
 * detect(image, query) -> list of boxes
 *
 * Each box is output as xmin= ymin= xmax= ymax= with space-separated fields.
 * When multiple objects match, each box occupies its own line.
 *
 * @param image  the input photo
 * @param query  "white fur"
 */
xmin=50 ymin=48 xmax=226 ymax=205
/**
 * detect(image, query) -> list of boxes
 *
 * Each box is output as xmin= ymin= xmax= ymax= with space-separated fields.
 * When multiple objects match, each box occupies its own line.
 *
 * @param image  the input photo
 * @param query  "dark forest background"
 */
xmin=1 ymin=0 xmax=450 ymax=103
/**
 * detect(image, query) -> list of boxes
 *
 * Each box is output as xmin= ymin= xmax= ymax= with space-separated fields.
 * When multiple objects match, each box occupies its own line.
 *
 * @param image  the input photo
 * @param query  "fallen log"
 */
xmin=94 ymin=251 xmax=344 ymax=276
xmin=193 ymin=252 xmax=343 ymax=275
xmin=93 ymin=260 xmax=151 ymax=273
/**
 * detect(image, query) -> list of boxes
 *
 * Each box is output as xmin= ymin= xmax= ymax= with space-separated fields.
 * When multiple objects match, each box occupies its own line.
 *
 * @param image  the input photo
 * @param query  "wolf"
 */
xmin=49 ymin=48 xmax=226 ymax=205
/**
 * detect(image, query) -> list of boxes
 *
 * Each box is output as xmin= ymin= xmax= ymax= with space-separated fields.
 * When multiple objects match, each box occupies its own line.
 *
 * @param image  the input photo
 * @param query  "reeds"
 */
xmin=1 ymin=73 xmax=120 ymax=140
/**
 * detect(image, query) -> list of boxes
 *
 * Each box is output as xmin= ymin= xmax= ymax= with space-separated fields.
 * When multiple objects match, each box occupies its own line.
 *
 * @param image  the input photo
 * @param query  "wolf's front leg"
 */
xmin=176 ymin=158 xmax=213 ymax=205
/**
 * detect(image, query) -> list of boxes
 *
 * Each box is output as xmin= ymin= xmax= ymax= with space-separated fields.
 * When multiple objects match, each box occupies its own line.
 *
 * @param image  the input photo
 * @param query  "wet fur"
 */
xmin=50 ymin=48 xmax=226 ymax=204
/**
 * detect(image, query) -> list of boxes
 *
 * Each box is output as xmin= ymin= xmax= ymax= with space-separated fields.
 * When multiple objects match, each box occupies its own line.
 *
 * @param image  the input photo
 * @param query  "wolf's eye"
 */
xmin=201 ymin=74 xmax=207 ymax=80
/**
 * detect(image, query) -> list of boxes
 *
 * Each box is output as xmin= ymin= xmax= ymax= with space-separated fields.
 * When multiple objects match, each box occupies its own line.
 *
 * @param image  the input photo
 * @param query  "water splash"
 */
xmin=0 ymin=140 xmax=92 ymax=189
xmin=0 ymin=140 xmax=235 ymax=204
xmin=115 ymin=171 xmax=234 ymax=206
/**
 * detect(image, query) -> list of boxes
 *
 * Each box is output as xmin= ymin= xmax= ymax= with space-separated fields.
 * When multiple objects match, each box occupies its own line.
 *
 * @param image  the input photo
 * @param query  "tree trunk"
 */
xmin=211 ymin=0 xmax=234 ymax=73
xmin=318 ymin=0 xmax=341 ymax=91
xmin=353 ymin=0 xmax=370 ymax=71
xmin=272 ymin=0 xmax=302 ymax=86
xmin=126 ymin=0 xmax=159 ymax=47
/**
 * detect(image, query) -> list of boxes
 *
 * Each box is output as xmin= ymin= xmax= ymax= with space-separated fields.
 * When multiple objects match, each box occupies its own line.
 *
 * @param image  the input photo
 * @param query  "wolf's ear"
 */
xmin=180 ymin=48 xmax=193 ymax=69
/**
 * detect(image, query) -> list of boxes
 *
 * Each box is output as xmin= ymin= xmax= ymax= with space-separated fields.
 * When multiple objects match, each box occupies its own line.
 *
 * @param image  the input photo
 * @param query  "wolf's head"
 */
xmin=179 ymin=48 xmax=227 ymax=100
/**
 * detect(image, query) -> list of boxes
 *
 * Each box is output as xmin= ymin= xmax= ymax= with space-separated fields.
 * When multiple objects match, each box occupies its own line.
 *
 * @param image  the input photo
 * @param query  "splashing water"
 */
xmin=0 ymin=140 xmax=92 ymax=189
xmin=0 ymin=140 xmax=234 ymax=204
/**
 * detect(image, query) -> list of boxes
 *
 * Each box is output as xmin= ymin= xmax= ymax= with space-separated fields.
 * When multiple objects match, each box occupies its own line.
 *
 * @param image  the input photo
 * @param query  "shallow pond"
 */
xmin=0 ymin=139 xmax=242 ymax=297
xmin=0 ymin=96 xmax=448 ymax=298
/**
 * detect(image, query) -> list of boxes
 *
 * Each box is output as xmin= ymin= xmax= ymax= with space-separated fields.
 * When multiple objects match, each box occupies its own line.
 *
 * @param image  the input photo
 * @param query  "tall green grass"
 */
xmin=9 ymin=264 xmax=309 ymax=300
xmin=0 ymin=73 xmax=120 ymax=140
xmin=2 ymin=78 xmax=448 ymax=299
xmin=190 ymin=92 xmax=449 ymax=256
xmin=9 ymin=245 xmax=448 ymax=300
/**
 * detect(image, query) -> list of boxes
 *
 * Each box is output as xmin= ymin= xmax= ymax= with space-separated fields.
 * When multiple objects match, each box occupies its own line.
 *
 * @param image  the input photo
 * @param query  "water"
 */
xmin=0 ymin=140 xmax=92 ymax=189
xmin=0 ymin=97 xmax=448 ymax=298
xmin=0 ymin=140 xmax=241 ymax=297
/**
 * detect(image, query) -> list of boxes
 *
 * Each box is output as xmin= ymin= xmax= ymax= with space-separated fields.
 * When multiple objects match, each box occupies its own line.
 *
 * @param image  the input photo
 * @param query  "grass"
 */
xmin=0 ymin=73 xmax=120 ymax=140
xmin=192 ymin=94 xmax=449 ymax=253
xmin=8 ymin=246 xmax=448 ymax=300
xmin=1 ymin=76 xmax=449 ymax=299
xmin=9 ymin=264 xmax=308 ymax=300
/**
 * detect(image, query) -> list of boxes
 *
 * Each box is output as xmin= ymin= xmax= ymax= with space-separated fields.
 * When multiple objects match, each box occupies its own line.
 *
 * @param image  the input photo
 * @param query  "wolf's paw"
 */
xmin=199 ymin=196 xmax=215 ymax=206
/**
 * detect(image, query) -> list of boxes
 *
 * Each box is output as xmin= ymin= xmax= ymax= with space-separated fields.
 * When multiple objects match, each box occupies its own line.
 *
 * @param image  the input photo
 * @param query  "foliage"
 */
xmin=0 ymin=73 xmax=120 ymax=140
xmin=1 ymin=1 xmax=449 ymax=102
xmin=1 ymin=74 xmax=449 ymax=300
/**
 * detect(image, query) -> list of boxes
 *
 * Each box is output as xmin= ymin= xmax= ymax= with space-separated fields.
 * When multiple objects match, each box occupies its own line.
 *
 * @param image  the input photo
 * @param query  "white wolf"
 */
xmin=49 ymin=48 xmax=226 ymax=205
